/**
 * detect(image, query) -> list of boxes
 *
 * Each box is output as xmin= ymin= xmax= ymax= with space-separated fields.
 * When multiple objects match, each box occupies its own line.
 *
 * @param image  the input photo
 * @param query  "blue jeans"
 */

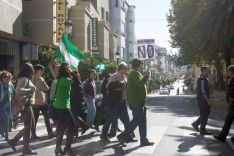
xmin=101 ymin=104 xmax=119 ymax=137
xmin=109 ymin=101 xmax=134 ymax=138
xmin=85 ymin=97 xmax=96 ymax=126
xmin=118 ymin=103 xmax=147 ymax=143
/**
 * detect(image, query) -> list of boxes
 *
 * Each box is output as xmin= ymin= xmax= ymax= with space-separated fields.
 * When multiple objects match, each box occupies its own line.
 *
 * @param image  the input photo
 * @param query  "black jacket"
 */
xmin=104 ymin=81 xmax=123 ymax=107
xmin=226 ymin=77 xmax=234 ymax=110
xmin=70 ymin=73 xmax=86 ymax=118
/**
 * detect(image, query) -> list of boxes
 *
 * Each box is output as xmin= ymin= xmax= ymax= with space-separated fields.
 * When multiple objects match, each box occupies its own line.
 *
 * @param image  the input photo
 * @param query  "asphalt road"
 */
xmin=1 ymin=80 xmax=234 ymax=156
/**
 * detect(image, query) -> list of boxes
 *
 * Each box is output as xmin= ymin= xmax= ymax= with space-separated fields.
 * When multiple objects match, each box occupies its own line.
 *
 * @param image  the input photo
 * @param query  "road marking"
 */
xmin=132 ymin=126 xmax=167 ymax=154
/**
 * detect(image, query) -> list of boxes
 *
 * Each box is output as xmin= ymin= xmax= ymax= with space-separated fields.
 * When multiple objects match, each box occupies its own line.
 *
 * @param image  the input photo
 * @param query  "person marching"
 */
xmin=31 ymin=64 xmax=54 ymax=140
xmin=70 ymin=69 xmax=89 ymax=136
xmin=100 ymin=62 xmax=135 ymax=142
xmin=0 ymin=71 xmax=14 ymax=141
xmin=83 ymin=69 xmax=97 ymax=128
xmin=117 ymin=59 xmax=154 ymax=146
xmin=53 ymin=63 xmax=77 ymax=155
xmin=213 ymin=65 xmax=234 ymax=144
xmin=7 ymin=62 xmax=37 ymax=155
xmin=191 ymin=66 xmax=214 ymax=135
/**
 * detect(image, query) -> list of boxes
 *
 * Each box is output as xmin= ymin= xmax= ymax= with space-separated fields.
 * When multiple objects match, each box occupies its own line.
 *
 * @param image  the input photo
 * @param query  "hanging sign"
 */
xmin=56 ymin=0 xmax=66 ymax=42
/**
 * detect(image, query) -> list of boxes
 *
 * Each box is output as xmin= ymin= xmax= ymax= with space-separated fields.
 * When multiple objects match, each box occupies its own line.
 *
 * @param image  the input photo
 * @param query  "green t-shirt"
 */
xmin=53 ymin=77 xmax=73 ymax=109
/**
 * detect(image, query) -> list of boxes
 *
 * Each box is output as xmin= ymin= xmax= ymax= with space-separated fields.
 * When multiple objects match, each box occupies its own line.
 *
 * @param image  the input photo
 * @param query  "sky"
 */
xmin=130 ymin=0 xmax=175 ymax=54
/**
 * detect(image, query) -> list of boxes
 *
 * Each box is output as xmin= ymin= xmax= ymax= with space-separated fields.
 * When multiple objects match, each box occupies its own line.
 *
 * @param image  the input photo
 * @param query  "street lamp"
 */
xmin=64 ymin=20 xmax=73 ymax=34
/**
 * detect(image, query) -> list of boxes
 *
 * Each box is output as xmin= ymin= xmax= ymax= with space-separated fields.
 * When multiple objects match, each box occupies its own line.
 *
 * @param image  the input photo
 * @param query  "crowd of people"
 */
xmin=0 ymin=58 xmax=154 ymax=155
xmin=2 ymin=60 xmax=233 ymax=155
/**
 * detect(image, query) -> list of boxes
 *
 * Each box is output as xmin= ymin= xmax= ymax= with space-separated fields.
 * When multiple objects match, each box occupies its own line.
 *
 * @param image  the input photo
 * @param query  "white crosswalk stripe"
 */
xmin=132 ymin=126 xmax=167 ymax=154
xmin=1 ymin=115 xmax=234 ymax=155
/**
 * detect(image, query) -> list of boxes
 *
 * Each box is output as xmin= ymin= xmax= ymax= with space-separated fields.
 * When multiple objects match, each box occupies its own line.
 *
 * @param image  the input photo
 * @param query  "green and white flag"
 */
xmin=54 ymin=33 xmax=85 ymax=68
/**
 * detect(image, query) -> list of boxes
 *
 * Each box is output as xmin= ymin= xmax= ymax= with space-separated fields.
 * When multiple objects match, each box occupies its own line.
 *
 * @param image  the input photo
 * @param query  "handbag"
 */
xmin=12 ymin=95 xmax=31 ymax=113
xmin=12 ymin=78 xmax=31 ymax=113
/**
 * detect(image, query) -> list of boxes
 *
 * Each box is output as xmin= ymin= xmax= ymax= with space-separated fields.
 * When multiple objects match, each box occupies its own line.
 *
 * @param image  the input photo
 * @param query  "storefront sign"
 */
xmin=92 ymin=18 xmax=98 ymax=51
xmin=56 ymin=0 xmax=66 ymax=42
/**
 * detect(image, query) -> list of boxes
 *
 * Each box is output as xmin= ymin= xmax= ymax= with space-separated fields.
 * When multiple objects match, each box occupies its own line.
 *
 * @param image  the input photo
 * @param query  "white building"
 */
xmin=109 ymin=0 xmax=136 ymax=63
xmin=125 ymin=3 xmax=136 ymax=65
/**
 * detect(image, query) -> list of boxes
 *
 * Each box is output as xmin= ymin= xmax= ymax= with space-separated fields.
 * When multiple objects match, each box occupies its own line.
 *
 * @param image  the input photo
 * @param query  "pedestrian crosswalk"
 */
xmin=1 ymin=115 xmax=234 ymax=156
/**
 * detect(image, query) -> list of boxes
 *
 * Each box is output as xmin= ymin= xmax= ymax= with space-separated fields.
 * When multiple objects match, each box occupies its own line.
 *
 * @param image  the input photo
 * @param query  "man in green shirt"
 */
xmin=117 ymin=59 xmax=154 ymax=147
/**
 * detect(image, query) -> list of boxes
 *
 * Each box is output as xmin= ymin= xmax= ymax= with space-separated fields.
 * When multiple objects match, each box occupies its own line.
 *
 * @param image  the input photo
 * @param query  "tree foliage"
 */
xmin=78 ymin=51 xmax=117 ymax=81
xmin=168 ymin=0 xmax=234 ymax=67
xmin=168 ymin=0 xmax=234 ymax=89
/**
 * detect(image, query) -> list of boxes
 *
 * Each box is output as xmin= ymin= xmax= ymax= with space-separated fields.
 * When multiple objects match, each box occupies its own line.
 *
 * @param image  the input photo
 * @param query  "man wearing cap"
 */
xmin=117 ymin=59 xmax=154 ymax=146
xmin=213 ymin=65 xmax=234 ymax=144
xmin=191 ymin=66 xmax=214 ymax=135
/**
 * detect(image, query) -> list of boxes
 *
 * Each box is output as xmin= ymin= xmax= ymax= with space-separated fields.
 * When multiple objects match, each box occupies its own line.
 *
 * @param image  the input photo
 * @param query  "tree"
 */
xmin=78 ymin=51 xmax=117 ymax=81
xmin=168 ymin=0 xmax=234 ymax=67
xmin=168 ymin=0 xmax=234 ymax=89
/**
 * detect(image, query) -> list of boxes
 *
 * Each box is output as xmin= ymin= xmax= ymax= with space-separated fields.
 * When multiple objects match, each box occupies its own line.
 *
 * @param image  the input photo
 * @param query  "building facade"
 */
xmin=0 ymin=0 xmax=136 ymax=74
xmin=70 ymin=0 xmax=110 ymax=59
xmin=0 ymin=0 xmax=28 ymax=75
xmin=109 ymin=0 xmax=126 ymax=62
xmin=125 ymin=3 xmax=136 ymax=65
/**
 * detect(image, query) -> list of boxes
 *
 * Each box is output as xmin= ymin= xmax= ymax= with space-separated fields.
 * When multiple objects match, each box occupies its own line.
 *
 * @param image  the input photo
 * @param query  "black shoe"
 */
xmin=191 ymin=123 xmax=199 ymax=132
xmin=0 ymin=131 xmax=5 ymax=137
xmin=140 ymin=141 xmax=154 ymax=147
xmin=213 ymin=135 xmax=225 ymax=142
xmin=55 ymin=148 xmax=65 ymax=156
xmin=200 ymin=130 xmax=211 ymax=135
xmin=22 ymin=148 xmax=37 ymax=155
xmin=63 ymin=147 xmax=76 ymax=156
xmin=117 ymin=135 xmax=126 ymax=146
xmin=100 ymin=135 xmax=110 ymax=142
xmin=126 ymin=138 xmax=138 ymax=143
xmin=107 ymin=133 xmax=116 ymax=138
xmin=7 ymin=139 xmax=16 ymax=151
xmin=94 ymin=126 xmax=100 ymax=132
xmin=81 ymin=126 xmax=89 ymax=135
xmin=231 ymin=137 xmax=234 ymax=144
xmin=31 ymin=134 xmax=39 ymax=141
xmin=48 ymin=133 xmax=55 ymax=139
xmin=5 ymin=135 xmax=9 ymax=141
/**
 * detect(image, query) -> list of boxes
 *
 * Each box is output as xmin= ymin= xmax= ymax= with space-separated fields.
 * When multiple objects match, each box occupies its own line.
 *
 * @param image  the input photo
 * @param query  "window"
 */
xmin=121 ymin=22 xmax=125 ymax=35
xmin=106 ymin=11 xmax=109 ymax=22
xmin=101 ymin=7 xmax=105 ymax=19
xmin=115 ymin=0 xmax=119 ymax=7
xmin=121 ymin=1 xmax=126 ymax=12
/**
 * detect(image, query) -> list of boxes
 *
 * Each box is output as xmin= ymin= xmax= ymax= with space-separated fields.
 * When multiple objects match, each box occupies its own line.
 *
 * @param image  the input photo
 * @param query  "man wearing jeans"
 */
xmin=117 ymin=59 xmax=154 ymax=146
